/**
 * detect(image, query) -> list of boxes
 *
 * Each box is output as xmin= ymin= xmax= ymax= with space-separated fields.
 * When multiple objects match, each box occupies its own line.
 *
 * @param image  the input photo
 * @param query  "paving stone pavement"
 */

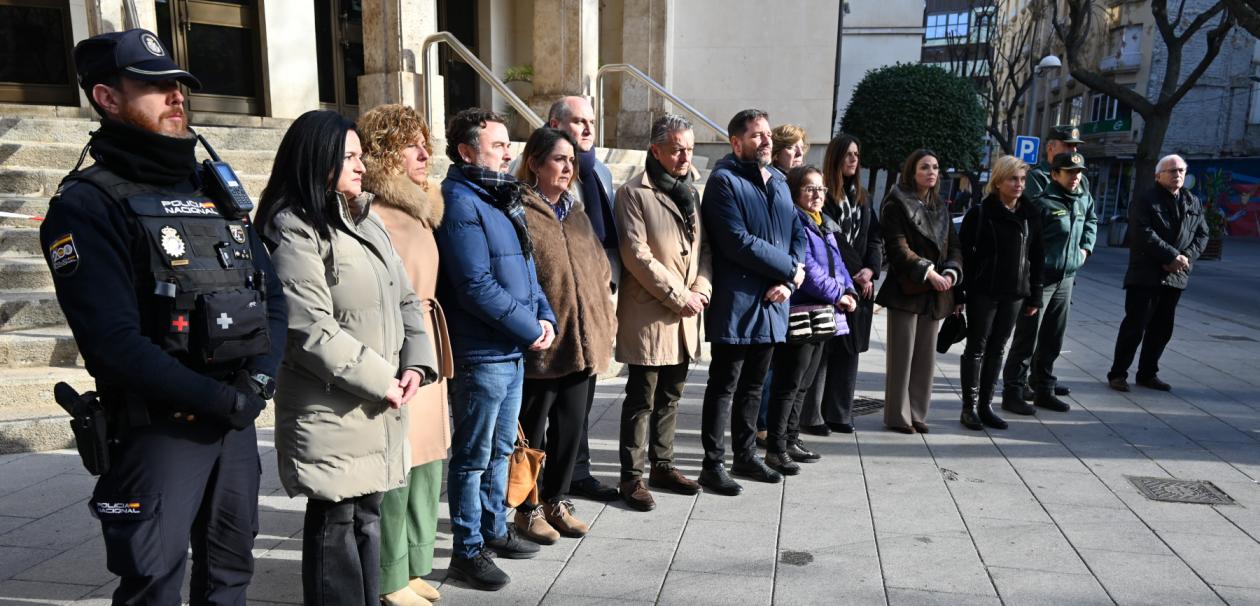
xmin=1 ymin=240 xmax=1258 ymax=605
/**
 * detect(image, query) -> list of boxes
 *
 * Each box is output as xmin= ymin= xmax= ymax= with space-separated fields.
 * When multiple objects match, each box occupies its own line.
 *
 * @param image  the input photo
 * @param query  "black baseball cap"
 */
xmin=1051 ymin=152 xmax=1087 ymax=171
xmin=1048 ymin=125 xmax=1084 ymax=144
xmin=73 ymin=29 xmax=201 ymax=91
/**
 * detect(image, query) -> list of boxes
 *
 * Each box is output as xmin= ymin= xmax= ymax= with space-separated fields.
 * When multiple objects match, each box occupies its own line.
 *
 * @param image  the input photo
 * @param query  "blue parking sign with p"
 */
xmin=1015 ymin=136 xmax=1040 ymax=164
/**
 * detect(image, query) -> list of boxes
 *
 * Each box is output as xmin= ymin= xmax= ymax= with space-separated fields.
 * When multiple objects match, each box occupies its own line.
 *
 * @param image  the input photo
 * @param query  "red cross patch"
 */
xmin=170 ymin=314 xmax=189 ymax=333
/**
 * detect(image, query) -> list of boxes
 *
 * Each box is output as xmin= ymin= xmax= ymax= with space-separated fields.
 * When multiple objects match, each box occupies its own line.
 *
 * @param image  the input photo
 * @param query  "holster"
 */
xmin=53 ymin=382 xmax=111 ymax=476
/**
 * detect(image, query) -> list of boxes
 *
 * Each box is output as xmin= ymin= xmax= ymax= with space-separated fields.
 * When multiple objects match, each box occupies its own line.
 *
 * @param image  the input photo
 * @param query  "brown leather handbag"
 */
xmin=506 ymin=422 xmax=545 ymax=508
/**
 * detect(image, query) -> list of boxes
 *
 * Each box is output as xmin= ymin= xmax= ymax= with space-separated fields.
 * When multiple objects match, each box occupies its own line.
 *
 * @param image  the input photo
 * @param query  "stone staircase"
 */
xmin=0 ymin=111 xmax=293 ymax=453
xmin=0 ymin=106 xmax=709 ymax=454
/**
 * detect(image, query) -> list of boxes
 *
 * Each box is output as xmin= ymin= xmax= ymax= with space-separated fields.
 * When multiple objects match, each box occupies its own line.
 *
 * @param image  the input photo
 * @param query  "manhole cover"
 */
xmin=1210 ymin=335 xmax=1257 ymax=342
xmin=1127 ymin=476 xmax=1236 ymax=505
xmin=780 ymin=550 xmax=814 ymax=566
xmin=853 ymin=397 xmax=884 ymax=417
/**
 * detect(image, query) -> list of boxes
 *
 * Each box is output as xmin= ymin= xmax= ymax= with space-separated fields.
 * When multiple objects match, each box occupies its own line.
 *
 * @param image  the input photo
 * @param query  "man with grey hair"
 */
xmin=1107 ymin=154 xmax=1208 ymax=392
xmin=544 ymin=95 xmax=622 ymax=502
xmin=612 ymin=114 xmax=711 ymax=511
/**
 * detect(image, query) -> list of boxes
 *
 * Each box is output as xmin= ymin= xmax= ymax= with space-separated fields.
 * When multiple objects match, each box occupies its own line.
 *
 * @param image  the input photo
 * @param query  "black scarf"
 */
xmin=645 ymin=153 xmax=699 ymax=236
xmin=460 ymin=164 xmax=534 ymax=259
xmin=577 ymin=148 xmax=617 ymax=248
xmin=88 ymin=119 xmax=198 ymax=186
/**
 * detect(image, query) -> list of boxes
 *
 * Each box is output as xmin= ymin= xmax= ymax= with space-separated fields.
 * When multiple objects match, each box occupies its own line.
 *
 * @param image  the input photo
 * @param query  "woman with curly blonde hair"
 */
xmin=357 ymin=104 xmax=452 ymax=606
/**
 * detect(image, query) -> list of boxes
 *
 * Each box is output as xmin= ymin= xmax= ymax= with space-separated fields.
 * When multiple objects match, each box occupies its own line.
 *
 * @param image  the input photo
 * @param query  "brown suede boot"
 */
xmin=407 ymin=578 xmax=440 ymax=603
xmin=513 ymin=506 xmax=559 ymax=545
xmin=544 ymin=499 xmax=589 ymax=537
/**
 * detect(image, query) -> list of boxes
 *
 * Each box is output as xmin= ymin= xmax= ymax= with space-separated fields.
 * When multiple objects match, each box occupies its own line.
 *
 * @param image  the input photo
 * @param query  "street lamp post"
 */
xmin=1037 ymin=55 xmax=1062 ymax=139
xmin=1024 ymin=54 xmax=1061 ymax=137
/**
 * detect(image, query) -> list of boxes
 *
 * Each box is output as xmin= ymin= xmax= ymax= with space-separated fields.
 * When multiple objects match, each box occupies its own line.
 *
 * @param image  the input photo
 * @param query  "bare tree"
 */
xmin=1054 ymin=0 xmax=1235 ymax=180
xmin=941 ymin=0 xmax=1048 ymax=155
xmin=1222 ymin=0 xmax=1260 ymax=38
xmin=983 ymin=0 xmax=1048 ymax=154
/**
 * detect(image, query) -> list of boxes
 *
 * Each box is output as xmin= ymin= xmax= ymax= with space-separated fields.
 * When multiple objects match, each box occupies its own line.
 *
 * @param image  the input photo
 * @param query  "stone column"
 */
xmin=616 ymin=0 xmax=672 ymax=149
xmin=85 ymin=0 xmax=157 ymax=35
xmin=530 ymin=0 xmax=599 ymax=118
xmin=259 ymin=0 xmax=319 ymax=119
xmin=358 ymin=0 xmax=443 ymax=136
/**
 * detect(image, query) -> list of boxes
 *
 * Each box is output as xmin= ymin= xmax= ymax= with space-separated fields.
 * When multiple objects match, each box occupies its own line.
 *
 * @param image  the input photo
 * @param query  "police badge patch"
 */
xmin=141 ymin=33 xmax=165 ymax=57
xmin=160 ymin=226 xmax=187 ymax=259
xmin=48 ymin=233 xmax=80 ymax=276
xmin=229 ymin=224 xmax=246 ymax=244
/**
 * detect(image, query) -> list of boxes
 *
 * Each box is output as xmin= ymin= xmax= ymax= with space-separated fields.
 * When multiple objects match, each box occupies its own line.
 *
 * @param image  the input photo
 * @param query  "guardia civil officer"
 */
xmin=39 ymin=29 xmax=287 ymax=604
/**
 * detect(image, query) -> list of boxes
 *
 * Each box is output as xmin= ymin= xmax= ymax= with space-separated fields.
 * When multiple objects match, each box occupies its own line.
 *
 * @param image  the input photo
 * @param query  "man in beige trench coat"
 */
xmin=614 ymin=115 xmax=713 ymax=512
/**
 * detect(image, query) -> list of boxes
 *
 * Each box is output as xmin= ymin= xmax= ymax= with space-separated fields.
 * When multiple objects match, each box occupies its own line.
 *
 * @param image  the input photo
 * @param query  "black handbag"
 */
xmin=936 ymin=312 xmax=968 ymax=354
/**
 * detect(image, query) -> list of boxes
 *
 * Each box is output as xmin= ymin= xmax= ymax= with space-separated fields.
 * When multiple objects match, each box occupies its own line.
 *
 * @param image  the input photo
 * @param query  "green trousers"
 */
xmin=379 ymin=459 xmax=442 ymax=594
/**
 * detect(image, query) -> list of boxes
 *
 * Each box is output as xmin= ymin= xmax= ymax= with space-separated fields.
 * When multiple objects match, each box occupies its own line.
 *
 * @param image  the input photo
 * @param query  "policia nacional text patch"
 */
xmin=48 ymin=233 xmax=80 ymax=276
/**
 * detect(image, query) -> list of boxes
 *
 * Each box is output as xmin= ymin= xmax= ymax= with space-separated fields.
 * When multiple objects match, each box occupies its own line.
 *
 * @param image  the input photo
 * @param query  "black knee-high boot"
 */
xmin=978 ymin=355 xmax=1008 ymax=429
xmin=960 ymin=353 xmax=983 ymax=430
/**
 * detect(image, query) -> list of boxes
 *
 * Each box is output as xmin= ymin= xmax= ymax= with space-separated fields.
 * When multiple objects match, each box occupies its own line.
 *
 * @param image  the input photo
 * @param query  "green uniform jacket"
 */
xmin=1033 ymin=180 xmax=1098 ymax=283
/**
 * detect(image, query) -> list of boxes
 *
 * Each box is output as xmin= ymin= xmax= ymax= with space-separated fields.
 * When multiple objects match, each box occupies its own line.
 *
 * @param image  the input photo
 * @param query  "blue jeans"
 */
xmin=447 ymin=359 xmax=524 ymax=559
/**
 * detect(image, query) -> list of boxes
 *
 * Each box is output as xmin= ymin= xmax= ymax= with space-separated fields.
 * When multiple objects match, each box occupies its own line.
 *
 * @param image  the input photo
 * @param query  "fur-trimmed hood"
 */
xmin=363 ymin=159 xmax=445 ymax=229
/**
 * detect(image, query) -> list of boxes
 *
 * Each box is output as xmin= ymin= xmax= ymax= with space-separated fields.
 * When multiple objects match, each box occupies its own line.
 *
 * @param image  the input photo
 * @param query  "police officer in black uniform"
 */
xmin=39 ymin=29 xmax=287 ymax=604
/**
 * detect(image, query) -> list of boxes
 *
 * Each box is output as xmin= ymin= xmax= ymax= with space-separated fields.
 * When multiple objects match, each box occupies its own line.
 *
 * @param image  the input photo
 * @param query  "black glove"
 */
xmin=224 ymin=372 xmax=267 ymax=430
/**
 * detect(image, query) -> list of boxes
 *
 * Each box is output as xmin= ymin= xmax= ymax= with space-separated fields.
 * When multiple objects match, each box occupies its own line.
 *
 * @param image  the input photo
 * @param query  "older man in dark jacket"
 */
xmin=1107 ymin=154 xmax=1208 ymax=392
xmin=698 ymin=109 xmax=807 ymax=496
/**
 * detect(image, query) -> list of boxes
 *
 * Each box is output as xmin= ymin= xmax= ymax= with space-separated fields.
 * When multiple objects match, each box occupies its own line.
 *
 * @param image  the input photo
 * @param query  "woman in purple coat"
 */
xmin=765 ymin=166 xmax=858 ymax=475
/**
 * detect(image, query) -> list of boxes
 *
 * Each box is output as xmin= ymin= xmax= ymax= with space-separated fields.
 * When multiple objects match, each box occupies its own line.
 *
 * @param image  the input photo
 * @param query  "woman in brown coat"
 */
xmin=513 ymin=127 xmax=616 ymax=544
xmin=876 ymin=149 xmax=964 ymax=434
xmin=357 ymin=104 xmax=452 ymax=606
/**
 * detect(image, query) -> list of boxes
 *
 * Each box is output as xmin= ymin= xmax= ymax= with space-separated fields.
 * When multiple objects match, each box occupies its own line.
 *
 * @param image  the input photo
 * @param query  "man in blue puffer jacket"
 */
xmin=435 ymin=108 xmax=557 ymax=591
xmin=698 ymin=109 xmax=808 ymax=496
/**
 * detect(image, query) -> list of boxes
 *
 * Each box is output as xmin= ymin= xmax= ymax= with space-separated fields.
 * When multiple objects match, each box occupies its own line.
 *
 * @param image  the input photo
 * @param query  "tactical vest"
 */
xmin=65 ymin=165 xmax=270 ymax=369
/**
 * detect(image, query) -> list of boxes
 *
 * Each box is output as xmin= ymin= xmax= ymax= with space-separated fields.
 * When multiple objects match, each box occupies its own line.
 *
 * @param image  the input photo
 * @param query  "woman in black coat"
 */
xmin=816 ymin=134 xmax=883 ymax=433
xmin=956 ymin=155 xmax=1044 ymax=430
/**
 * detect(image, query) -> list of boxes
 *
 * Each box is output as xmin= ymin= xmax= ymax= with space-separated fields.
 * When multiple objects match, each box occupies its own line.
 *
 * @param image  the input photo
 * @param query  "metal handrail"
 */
xmin=123 ymin=0 xmax=139 ymax=29
xmin=420 ymin=32 xmax=544 ymax=135
xmin=594 ymin=63 xmax=727 ymax=146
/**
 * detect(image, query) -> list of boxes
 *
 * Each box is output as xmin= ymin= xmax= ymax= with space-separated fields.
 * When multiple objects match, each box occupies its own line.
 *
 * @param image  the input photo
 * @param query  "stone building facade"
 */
xmin=2 ymin=0 xmax=923 ymax=151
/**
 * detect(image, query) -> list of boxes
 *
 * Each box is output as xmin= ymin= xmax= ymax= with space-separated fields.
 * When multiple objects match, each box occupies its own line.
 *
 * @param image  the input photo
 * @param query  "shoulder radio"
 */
xmin=196 ymin=132 xmax=254 ymax=219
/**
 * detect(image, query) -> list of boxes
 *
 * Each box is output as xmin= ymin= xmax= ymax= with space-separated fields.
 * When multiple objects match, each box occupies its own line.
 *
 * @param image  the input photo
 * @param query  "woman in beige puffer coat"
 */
xmin=255 ymin=110 xmax=437 ymax=605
